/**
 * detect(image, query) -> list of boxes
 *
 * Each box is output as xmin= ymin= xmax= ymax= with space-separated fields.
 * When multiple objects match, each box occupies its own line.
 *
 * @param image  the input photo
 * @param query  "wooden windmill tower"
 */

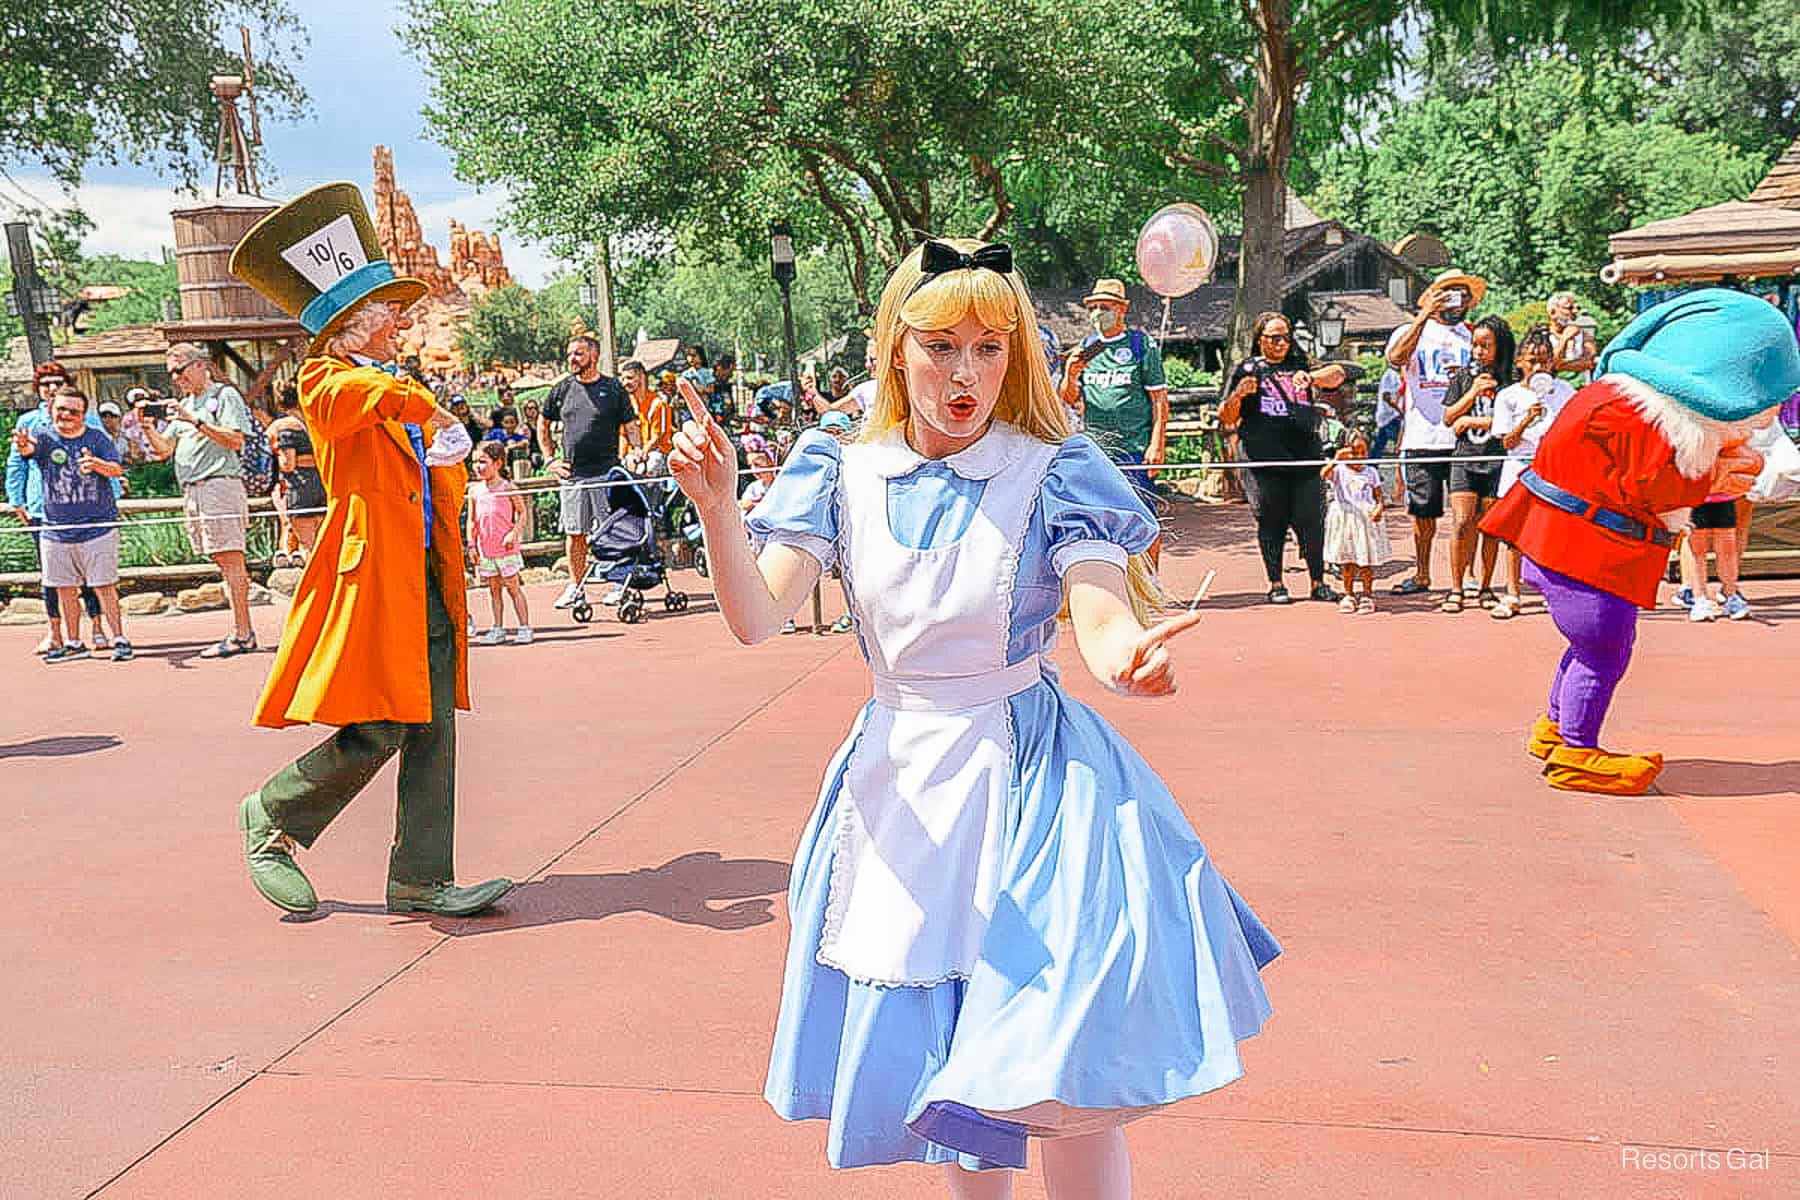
xmin=212 ymin=27 xmax=264 ymax=197
xmin=160 ymin=24 xmax=306 ymax=404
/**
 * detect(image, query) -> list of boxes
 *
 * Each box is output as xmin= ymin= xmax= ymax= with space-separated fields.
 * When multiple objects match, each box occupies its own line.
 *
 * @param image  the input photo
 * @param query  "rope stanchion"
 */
xmin=0 ymin=452 xmax=1513 ymax=540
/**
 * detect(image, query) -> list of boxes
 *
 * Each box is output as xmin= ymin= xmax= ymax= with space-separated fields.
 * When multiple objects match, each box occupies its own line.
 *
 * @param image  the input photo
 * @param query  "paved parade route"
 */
xmin=5 ymin=502 xmax=1797 ymax=1198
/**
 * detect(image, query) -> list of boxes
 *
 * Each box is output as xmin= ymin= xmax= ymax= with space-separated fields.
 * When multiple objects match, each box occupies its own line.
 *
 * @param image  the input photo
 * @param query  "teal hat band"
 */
xmin=300 ymin=260 xmax=399 ymax=335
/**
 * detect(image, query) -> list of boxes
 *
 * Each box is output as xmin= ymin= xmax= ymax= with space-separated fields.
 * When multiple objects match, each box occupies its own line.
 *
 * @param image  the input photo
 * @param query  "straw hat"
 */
xmin=1082 ymin=278 xmax=1130 ymax=307
xmin=229 ymin=182 xmax=429 ymax=355
xmin=1426 ymin=268 xmax=1487 ymax=308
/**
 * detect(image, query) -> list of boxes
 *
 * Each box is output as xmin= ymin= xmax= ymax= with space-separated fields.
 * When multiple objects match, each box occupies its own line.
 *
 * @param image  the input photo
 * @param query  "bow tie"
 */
xmin=919 ymin=240 xmax=1013 ymax=278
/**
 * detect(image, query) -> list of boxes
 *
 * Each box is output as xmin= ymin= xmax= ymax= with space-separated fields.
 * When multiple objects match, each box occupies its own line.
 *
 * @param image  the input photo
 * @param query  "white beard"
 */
xmin=1601 ymin=374 xmax=1730 ymax=481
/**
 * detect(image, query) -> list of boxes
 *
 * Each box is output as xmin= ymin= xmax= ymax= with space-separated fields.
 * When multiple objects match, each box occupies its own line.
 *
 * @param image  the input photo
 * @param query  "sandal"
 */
xmin=1391 ymin=577 xmax=1430 ymax=596
xmin=1490 ymin=594 xmax=1522 ymax=620
xmin=1439 ymin=593 xmax=1464 ymax=613
xmin=1476 ymin=589 xmax=1499 ymax=609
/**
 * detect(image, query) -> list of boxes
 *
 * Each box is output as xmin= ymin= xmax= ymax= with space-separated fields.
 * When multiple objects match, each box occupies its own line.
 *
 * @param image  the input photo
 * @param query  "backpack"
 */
xmin=239 ymin=422 xmax=277 ymax=497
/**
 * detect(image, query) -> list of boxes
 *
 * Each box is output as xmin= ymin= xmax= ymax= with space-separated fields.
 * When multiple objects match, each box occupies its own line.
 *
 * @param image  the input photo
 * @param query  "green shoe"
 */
xmin=386 ymin=877 xmax=514 ymax=917
xmin=238 ymin=793 xmax=318 ymax=913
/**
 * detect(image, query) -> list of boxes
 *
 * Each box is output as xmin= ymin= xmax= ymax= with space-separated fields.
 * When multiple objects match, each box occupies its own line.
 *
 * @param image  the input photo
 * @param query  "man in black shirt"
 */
xmin=539 ymin=335 xmax=640 ymax=609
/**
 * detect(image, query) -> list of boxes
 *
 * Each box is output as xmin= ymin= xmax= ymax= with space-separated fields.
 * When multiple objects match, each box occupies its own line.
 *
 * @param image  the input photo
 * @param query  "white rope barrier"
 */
xmin=0 ymin=452 xmax=1510 ymax=540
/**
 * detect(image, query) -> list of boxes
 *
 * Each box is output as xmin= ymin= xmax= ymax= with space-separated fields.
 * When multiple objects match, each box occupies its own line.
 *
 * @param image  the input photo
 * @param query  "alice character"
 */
xmin=669 ymin=238 xmax=1279 ymax=1199
xmin=1321 ymin=430 xmax=1389 ymax=612
xmin=1481 ymin=289 xmax=1800 ymax=794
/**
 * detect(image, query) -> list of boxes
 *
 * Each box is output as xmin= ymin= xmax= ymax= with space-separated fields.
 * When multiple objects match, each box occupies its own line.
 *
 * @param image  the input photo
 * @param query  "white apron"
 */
xmin=817 ymin=424 xmax=1058 ymax=987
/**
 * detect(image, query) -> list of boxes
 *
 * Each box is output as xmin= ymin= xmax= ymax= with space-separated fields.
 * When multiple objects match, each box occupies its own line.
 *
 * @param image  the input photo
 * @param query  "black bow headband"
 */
xmin=919 ymin=239 xmax=1014 ymax=279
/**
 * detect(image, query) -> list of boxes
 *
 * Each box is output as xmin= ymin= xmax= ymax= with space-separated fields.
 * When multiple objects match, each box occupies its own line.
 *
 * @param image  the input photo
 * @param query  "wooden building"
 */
xmin=1036 ymin=201 xmax=1430 ymax=367
xmin=156 ymin=194 xmax=308 ymax=413
xmin=1600 ymin=135 xmax=1800 ymax=577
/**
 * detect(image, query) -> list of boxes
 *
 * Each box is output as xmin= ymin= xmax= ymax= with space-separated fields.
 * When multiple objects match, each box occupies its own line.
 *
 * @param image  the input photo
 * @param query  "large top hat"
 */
xmin=228 ymin=182 xmax=428 ymax=354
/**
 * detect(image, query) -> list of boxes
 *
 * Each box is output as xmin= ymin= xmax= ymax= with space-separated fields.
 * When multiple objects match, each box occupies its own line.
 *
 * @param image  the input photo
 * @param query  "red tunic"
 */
xmin=1481 ymin=380 xmax=1710 ymax=609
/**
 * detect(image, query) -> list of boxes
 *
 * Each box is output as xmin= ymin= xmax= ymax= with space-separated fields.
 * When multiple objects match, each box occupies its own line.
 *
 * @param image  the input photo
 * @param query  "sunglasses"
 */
xmin=1262 ymin=332 xmax=1292 ymax=342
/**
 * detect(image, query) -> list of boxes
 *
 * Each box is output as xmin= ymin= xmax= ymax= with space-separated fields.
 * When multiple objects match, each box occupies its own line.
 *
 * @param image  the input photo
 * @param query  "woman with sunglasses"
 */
xmin=1221 ymin=311 xmax=1349 ymax=603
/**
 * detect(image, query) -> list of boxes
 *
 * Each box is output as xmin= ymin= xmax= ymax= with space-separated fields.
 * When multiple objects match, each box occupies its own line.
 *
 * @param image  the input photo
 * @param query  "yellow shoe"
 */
xmin=1527 ymin=715 xmax=1565 ymax=761
xmin=1543 ymin=746 xmax=1665 ymax=796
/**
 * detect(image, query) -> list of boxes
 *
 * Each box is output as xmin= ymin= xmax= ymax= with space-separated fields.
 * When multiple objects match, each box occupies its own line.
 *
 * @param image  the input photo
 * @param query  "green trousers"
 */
xmin=257 ymin=563 xmax=457 ymax=887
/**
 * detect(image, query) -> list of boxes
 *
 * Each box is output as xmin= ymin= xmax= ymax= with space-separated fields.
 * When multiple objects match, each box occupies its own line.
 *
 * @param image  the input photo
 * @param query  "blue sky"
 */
xmin=3 ymin=0 xmax=561 ymax=284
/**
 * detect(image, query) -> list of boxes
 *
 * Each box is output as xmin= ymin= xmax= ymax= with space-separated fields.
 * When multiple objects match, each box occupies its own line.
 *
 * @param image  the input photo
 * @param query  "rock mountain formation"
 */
xmin=372 ymin=145 xmax=513 ymax=370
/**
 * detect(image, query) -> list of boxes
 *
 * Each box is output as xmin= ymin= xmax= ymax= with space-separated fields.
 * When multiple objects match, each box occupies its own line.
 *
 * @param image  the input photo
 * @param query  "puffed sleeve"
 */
xmin=1040 ymin=435 xmax=1159 ymax=576
xmin=745 ymin=430 xmax=841 ymax=567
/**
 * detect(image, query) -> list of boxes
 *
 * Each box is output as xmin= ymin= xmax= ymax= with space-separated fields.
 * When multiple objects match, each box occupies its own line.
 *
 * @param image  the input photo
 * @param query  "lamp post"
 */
xmin=770 ymin=220 xmax=799 ymax=425
xmin=1291 ymin=320 xmax=1314 ymax=359
xmin=1316 ymin=300 xmax=1345 ymax=359
xmin=4 ymin=222 xmax=58 ymax=366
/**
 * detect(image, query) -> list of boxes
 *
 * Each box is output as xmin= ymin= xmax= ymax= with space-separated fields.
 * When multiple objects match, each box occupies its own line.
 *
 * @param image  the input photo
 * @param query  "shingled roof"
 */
xmin=1747 ymin=134 xmax=1800 ymax=211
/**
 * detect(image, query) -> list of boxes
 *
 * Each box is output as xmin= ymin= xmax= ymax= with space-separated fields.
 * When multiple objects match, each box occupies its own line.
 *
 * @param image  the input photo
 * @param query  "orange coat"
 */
xmin=254 ymin=357 xmax=471 ymax=729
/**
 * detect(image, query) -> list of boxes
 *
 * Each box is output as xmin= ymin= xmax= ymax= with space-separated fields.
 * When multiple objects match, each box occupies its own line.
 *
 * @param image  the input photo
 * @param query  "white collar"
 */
xmin=857 ymin=420 xmax=1037 ymax=480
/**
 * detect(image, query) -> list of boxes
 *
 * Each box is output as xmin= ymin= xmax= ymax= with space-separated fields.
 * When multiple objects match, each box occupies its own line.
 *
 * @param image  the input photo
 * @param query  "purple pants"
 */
xmin=1523 ymin=559 xmax=1638 ymax=749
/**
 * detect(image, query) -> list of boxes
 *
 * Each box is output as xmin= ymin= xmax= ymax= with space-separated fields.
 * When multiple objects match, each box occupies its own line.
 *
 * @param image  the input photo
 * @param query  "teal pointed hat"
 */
xmin=1598 ymin=289 xmax=1800 ymax=423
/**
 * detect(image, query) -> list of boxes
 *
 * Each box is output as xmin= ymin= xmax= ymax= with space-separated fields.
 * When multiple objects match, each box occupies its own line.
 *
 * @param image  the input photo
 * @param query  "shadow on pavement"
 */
xmin=287 ymin=851 xmax=790 ymax=935
xmin=0 ymin=734 xmax=123 ymax=759
xmin=1659 ymin=758 xmax=1800 ymax=798
xmin=432 ymin=851 xmax=789 ymax=936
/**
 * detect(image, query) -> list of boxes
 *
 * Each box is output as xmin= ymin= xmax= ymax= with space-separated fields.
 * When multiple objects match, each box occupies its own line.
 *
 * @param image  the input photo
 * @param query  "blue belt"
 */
xmin=1519 ymin=468 xmax=1676 ymax=548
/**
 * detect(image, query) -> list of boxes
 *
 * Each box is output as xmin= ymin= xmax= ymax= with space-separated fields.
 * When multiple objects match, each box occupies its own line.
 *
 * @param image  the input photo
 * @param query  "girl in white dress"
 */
xmin=669 ymin=239 xmax=1278 ymax=1199
xmin=1321 ymin=429 xmax=1390 ymax=613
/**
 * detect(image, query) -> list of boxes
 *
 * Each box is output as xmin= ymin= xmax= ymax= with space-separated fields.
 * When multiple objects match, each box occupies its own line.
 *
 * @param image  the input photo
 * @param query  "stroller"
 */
xmin=569 ymin=464 xmax=690 ymax=624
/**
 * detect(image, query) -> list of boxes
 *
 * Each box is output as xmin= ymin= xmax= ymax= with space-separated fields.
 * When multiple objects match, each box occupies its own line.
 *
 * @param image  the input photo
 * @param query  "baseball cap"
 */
xmin=98 ymin=401 xmax=123 ymax=417
xmin=819 ymin=411 xmax=853 ymax=433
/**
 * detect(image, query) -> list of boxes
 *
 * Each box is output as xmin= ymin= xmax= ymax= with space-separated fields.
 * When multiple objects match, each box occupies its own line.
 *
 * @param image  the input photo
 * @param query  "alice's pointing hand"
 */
xmin=669 ymin=376 xmax=738 ymax=515
xmin=1109 ymin=609 xmax=1206 ymax=697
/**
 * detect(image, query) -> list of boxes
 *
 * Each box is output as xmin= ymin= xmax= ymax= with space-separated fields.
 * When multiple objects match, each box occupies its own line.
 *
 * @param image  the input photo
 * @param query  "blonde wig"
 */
xmin=867 ymin=238 xmax=1164 ymax=621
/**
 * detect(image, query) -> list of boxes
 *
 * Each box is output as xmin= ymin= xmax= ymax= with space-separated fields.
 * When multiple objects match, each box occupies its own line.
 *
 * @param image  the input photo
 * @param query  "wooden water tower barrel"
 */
xmin=170 ymin=197 xmax=286 ymax=322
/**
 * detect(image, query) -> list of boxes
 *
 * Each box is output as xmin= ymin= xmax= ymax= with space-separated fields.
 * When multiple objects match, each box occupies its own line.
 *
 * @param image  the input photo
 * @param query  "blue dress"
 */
xmin=749 ymin=428 xmax=1280 ymax=1171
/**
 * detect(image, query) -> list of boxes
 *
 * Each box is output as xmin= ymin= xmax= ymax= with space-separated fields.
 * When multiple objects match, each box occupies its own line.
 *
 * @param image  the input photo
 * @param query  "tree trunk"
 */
xmin=1229 ymin=0 xmax=1299 ymax=365
xmin=593 ymin=235 xmax=618 ymax=375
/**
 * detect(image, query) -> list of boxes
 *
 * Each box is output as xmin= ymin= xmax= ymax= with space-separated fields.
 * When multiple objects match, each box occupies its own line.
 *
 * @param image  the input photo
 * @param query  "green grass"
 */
xmin=1 ymin=508 xmax=279 ymax=574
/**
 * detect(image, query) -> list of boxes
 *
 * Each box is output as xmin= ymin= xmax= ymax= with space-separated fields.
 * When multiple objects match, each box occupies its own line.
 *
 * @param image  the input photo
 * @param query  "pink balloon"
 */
xmin=1135 ymin=204 xmax=1219 ymax=298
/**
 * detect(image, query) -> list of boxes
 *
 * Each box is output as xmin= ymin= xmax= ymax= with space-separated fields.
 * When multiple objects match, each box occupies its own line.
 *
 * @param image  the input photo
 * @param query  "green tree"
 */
xmin=403 ymin=0 xmax=1192 ymax=309
xmin=612 ymin=240 xmax=859 ymax=371
xmin=1 ymin=0 xmax=307 ymax=187
xmin=456 ymin=285 xmax=564 ymax=368
xmin=1615 ymin=0 xmax=1800 ymax=162
xmin=1307 ymin=55 xmax=1765 ymax=317
xmin=1159 ymin=0 xmax=1709 ymax=354
xmin=68 ymin=256 xmax=181 ymax=336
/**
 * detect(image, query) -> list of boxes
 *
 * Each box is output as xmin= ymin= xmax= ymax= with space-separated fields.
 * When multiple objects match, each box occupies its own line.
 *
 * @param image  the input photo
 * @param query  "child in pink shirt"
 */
xmin=466 ymin=441 xmax=532 ymax=644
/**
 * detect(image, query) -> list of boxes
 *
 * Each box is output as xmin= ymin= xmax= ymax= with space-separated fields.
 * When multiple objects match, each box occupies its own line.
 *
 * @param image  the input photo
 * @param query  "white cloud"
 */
xmin=3 ymin=173 xmax=564 ymax=287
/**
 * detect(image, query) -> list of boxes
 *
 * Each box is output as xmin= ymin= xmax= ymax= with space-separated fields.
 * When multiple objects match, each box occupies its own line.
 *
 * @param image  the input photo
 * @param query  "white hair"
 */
xmin=324 ymin=303 xmax=393 ymax=359
xmin=166 ymin=342 xmax=211 ymax=373
xmin=1548 ymin=292 xmax=1577 ymax=310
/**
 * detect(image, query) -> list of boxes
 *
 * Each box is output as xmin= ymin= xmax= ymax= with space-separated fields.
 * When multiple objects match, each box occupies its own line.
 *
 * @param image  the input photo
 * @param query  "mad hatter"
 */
xmin=227 ymin=183 xmax=513 ymax=916
xmin=1481 ymin=289 xmax=1800 ymax=795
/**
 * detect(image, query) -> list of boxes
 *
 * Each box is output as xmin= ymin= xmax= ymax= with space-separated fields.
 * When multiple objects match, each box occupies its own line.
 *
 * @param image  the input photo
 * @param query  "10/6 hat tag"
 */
xmin=280 ymin=213 xmax=368 ymax=291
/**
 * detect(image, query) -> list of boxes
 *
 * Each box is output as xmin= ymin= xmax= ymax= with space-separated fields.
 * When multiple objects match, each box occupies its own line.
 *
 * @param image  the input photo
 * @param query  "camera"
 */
xmin=1439 ymin=288 xmax=1465 ymax=308
xmin=138 ymin=401 xmax=171 ymax=421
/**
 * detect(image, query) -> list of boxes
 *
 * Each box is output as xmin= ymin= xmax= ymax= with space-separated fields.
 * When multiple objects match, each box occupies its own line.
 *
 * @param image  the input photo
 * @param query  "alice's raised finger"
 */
xmin=675 ymin=376 xmax=710 ymax=426
xmin=1145 ymin=609 xmax=1206 ymax=647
